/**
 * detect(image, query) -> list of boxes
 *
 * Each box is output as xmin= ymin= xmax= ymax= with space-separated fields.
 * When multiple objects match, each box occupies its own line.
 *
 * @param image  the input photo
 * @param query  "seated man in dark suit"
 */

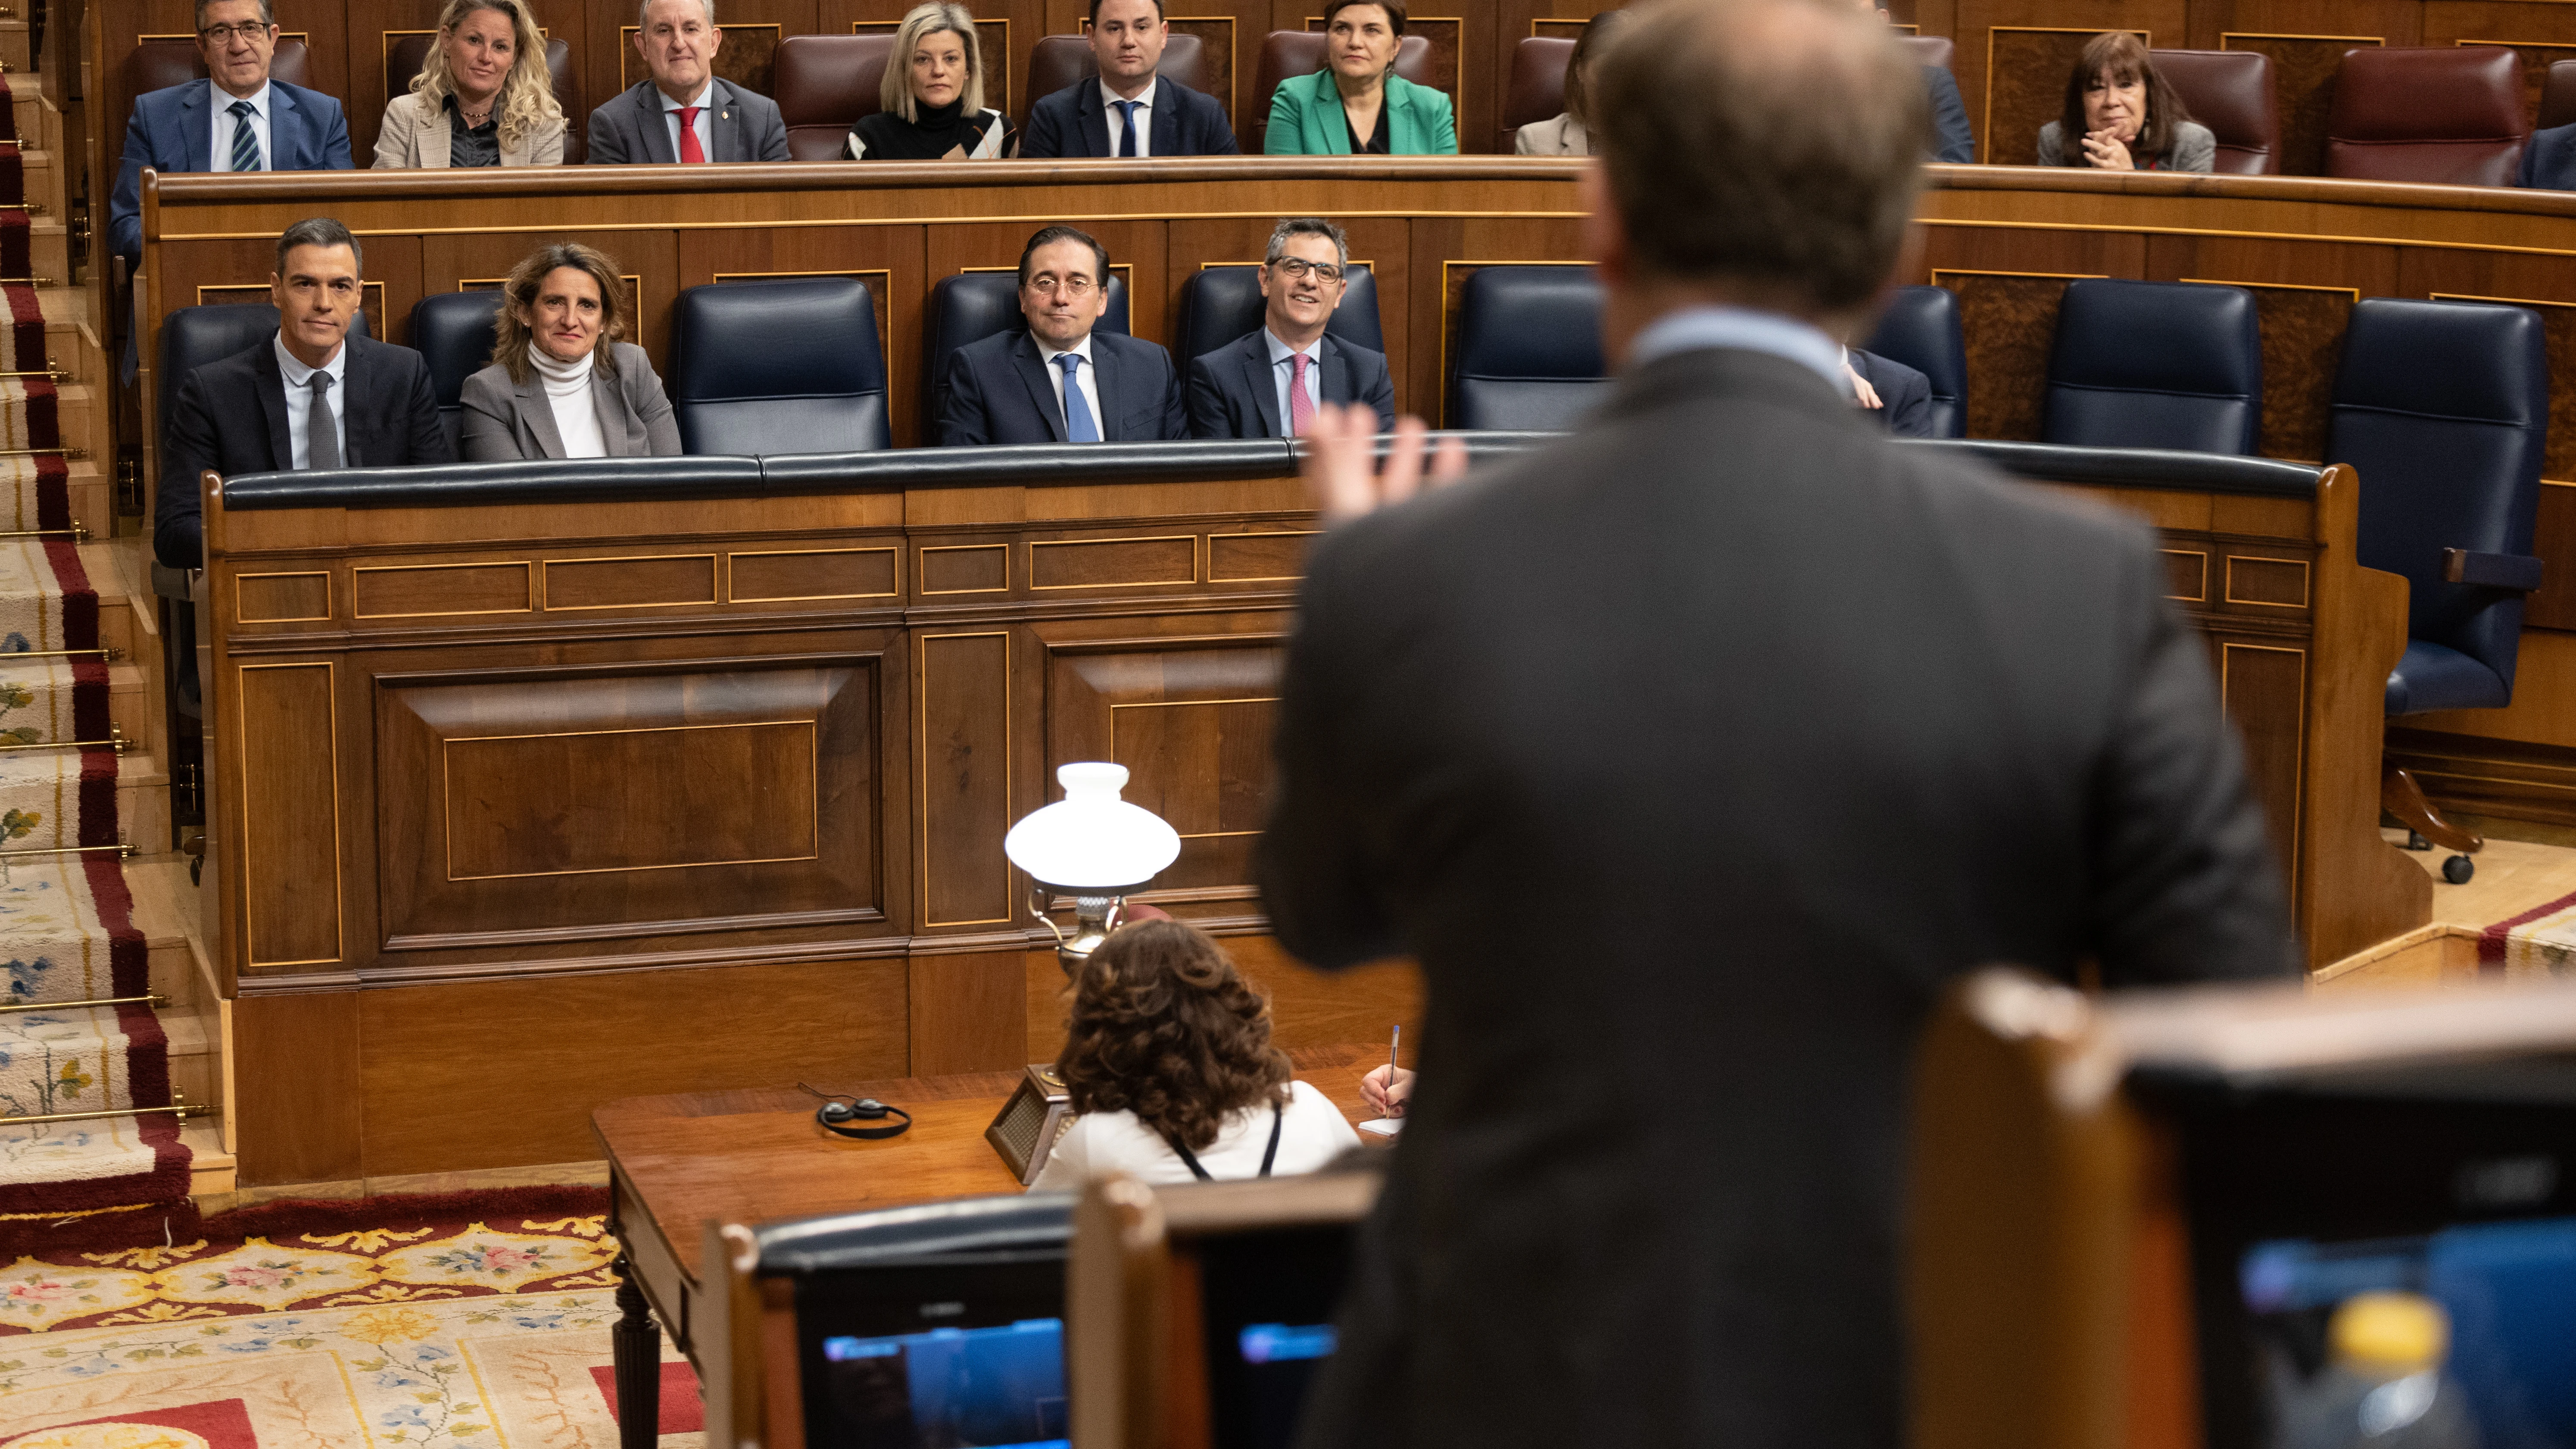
xmin=156 ymin=218 xmax=452 ymax=569
xmin=938 ymin=225 xmax=1188 ymax=446
xmin=1844 ymin=346 xmax=1933 ymax=437
xmin=1187 ymin=216 xmax=1396 ymax=438
xmin=1021 ymin=0 xmax=1238 ymax=157
xmin=2522 ymin=122 xmax=2576 ymax=189
xmin=586 ymin=0 xmax=791 ymax=162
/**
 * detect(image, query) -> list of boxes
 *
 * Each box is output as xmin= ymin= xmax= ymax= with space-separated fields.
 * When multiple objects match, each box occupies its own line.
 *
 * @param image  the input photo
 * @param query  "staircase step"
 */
xmin=126 ymin=851 xmax=205 ymax=1006
xmin=0 ymin=21 xmax=30 ymax=78
xmin=185 ymin=1119 xmax=235 ymax=1195
xmin=37 ymin=287 xmax=105 ymax=389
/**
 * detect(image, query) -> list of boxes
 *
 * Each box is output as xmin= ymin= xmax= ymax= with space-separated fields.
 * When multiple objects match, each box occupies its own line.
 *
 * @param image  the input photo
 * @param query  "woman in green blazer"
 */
xmin=1264 ymin=0 xmax=1459 ymax=155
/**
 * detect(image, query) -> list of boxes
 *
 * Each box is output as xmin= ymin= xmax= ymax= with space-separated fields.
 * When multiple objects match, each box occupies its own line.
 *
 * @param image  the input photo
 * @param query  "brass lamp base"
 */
xmin=1029 ymin=885 xmax=1131 ymax=975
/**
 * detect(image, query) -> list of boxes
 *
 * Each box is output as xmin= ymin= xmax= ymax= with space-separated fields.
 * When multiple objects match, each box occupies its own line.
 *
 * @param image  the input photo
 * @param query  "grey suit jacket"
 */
xmin=584 ymin=78 xmax=788 ymax=163
xmin=2038 ymin=117 xmax=2214 ymax=172
xmin=458 ymin=343 xmax=681 ymax=460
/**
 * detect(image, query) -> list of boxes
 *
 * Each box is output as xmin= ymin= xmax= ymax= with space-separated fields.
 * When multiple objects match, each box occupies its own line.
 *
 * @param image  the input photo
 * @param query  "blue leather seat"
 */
xmin=407 ymin=289 xmax=506 ymax=458
xmin=670 ymin=277 xmax=890 ymax=456
xmin=1447 ymin=265 xmax=1607 ymax=431
xmin=921 ymin=271 xmax=1131 ymax=441
xmin=1862 ymin=285 xmax=1968 ymax=439
xmin=1173 ymin=263 xmax=1383 ymax=368
xmin=2043 ymin=279 xmax=2263 ymax=455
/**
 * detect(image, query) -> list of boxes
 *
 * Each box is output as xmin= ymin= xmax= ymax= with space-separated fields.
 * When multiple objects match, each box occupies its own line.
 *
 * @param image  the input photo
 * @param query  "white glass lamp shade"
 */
xmin=1004 ymin=763 xmax=1183 ymax=894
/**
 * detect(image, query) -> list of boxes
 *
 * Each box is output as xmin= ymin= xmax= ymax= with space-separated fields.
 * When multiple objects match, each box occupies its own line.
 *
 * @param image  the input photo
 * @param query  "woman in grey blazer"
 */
xmin=462 ymin=243 xmax=681 ymax=460
xmin=2037 ymin=31 xmax=2213 ymax=173
xmin=373 ymin=0 xmax=565 ymax=168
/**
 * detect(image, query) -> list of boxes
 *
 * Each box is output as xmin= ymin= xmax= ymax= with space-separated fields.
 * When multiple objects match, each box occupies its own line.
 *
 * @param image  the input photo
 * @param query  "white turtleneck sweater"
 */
xmin=528 ymin=343 xmax=607 ymax=458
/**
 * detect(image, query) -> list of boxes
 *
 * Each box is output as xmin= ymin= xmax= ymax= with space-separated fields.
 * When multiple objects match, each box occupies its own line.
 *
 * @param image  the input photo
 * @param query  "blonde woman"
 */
xmin=460 ymin=243 xmax=680 ymax=459
xmin=374 ymin=0 xmax=564 ymax=167
xmin=845 ymin=2 xmax=1007 ymax=159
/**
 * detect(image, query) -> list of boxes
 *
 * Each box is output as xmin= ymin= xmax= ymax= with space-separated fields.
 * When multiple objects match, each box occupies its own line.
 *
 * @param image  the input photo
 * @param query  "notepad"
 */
xmin=1358 ymin=1118 xmax=1403 ymax=1137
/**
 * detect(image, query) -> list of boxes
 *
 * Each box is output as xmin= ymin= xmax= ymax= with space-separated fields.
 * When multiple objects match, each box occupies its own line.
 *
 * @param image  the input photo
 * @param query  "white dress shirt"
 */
xmin=1264 ymin=327 xmax=1323 ymax=437
xmin=658 ymin=80 xmax=717 ymax=160
xmin=273 ymin=333 xmax=347 ymax=470
xmin=209 ymin=81 xmax=274 ymax=171
xmin=1099 ymin=75 xmax=1157 ymax=157
xmin=1027 ymin=1081 xmax=1362 ymax=1190
xmin=1036 ymin=334 xmax=1105 ymax=439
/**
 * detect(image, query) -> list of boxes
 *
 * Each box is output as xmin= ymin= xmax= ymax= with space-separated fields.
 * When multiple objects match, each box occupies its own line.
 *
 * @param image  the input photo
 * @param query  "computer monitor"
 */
xmin=1196 ymin=1222 xmax=1359 ymax=1449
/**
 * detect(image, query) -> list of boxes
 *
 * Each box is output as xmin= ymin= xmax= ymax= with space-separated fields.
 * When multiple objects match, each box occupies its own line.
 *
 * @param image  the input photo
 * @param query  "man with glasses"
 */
xmin=1187 ymin=217 xmax=1394 ymax=438
xmin=937 ymin=224 xmax=1187 ymax=446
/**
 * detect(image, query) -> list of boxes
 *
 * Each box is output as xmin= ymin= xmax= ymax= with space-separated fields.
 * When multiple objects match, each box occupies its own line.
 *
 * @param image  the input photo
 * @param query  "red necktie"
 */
xmin=1288 ymin=352 xmax=1316 ymax=436
xmin=677 ymin=105 xmax=705 ymax=162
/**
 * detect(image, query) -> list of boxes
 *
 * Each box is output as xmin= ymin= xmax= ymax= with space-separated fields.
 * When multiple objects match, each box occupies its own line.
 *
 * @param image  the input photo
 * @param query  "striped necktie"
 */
xmin=228 ymin=99 xmax=263 ymax=172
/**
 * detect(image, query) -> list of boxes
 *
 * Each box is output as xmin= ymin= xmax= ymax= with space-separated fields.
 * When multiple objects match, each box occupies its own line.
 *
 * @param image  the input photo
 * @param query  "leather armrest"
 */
xmin=2441 ymin=548 xmax=2545 ymax=592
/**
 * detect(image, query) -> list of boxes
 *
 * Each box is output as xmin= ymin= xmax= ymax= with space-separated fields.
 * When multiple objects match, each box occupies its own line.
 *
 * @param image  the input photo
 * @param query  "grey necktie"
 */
xmin=304 ymin=372 xmax=338 ymax=470
xmin=229 ymin=98 xmax=263 ymax=171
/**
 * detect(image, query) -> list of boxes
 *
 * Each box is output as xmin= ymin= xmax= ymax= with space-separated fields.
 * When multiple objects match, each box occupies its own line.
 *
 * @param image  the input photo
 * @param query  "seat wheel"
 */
xmin=2443 ymin=854 xmax=2475 ymax=885
xmin=2407 ymin=830 xmax=2433 ymax=851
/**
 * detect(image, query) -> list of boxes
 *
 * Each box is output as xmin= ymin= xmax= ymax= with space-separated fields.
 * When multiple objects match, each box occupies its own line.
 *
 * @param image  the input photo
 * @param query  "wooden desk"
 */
xmin=592 ymin=1041 xmax=1385 ymax=1449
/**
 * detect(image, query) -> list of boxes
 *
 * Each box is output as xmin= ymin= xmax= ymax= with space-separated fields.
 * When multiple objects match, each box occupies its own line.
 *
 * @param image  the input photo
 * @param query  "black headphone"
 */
xmin=802 ymin=1084 xmax=914 ymax=1141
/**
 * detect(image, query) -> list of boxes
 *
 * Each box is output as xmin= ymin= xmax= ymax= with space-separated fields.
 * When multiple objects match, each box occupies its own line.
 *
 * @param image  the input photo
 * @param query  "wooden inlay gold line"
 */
xmin=1438 ymin=258 xmax=1594 ymax=427
xmin=2162 ymin=548 xmax=2208 ymax=603
xmin=725 ymin=545 xmax=901 ymax=602
xmin=2217 ymin=32 xmax=2384 ymax=47
xmin=1916 ymin=216 xmax=2576 ymax=263
xmin=920 ymin=543 xmax=1010 ymax=595
xmin=1027 ymin=534 xmax=1200 ymax=590
xmin=1209 ymin=529 xmax=1323 ymax=582
xmin=237 ymin=660 xmax=343 ymax=968
xmin=235 ymin=570 xmax=331 ymax=624
xmin=2430 ymin=291 xmax=2576 ymax=310
xmin=2224 ymin=555 xmax=2312 ymax=609
xmin=2182 ymin=278 xmax=2362 ymax=299
xmin=350 ymin=558 xmax=535 ymax=618
xmin=1982 ymin=27 xmax=2149 ymax=165
xmin=921 ymin=631 xmax=1014 ymax=928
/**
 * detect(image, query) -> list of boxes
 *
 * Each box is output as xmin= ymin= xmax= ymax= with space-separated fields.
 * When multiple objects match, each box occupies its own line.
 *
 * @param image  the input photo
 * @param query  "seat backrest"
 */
xmin=2544 ymin=58 xmax=2576 ymax=133
xmin=2042 ymin=279 xmax=2263 ymax=456
xmin=1895 ymin=33 xmax=1955 ymax=74
xmin=2327 ymin=46 xmax=2528 ymax=185
xmin=1447 ymin=265 xmax=1606 ymax=431
xmin=2155 ymin=48 xmax=2279 ymax=175
xmin=385 ymin=36 xmax=584 ymax=163
xmin=156 ymin=302 xmax=370 ymax=458
xmin=670 ymin=277 xmax=891 ymax=456
xmin=1251 ymin=31 xmax=1434 ymax=150
xmin=920 ymin=271 xmax=1132 ymax=439
xmin=773 ymin=33 xmax=899 ymax=161
xmin=408 ymin=289 xmax=507 ymax=458
xmin=1173 ymin=263 xmax=1384 ymax=368
xmin=1499 ymin=37 xmax=1574 ymax=151
xmin=130 ymin=35 xmax=314 ymax=95
xmin=2328 ymin=298 xmax=2548 ymax=686
xmin=1862 ymin=285 xmax=1968 ymax=440
xmin=1025 ymin=31 xmax=1208 ymax=106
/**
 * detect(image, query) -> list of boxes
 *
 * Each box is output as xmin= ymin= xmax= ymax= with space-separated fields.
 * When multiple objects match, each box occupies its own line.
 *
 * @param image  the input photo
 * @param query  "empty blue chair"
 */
xmin=408 ymin=289 xmax=506 ymax=459
xmin=2043 ymin=279 xmax=2263 ymax=455
xmin=921 ymin=271 xmax=1132 ymax=442
xmin=2330 ymin=297 xmax=2549 ymax=883
xmin=1173 ymin=263 xmax=1383 ymax=366
xmin=1862 ymin=285 xmax=1968 ymax=439
xmin=1447 ymin=265 xmax=1606 ymax=431
xmin=670 ymin=277 xmax=890 ymax=455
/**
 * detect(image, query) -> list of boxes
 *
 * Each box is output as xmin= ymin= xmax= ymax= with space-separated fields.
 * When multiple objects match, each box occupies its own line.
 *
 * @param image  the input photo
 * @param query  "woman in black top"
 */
xmin=846 ymin=1 xmax=1007 ymax=159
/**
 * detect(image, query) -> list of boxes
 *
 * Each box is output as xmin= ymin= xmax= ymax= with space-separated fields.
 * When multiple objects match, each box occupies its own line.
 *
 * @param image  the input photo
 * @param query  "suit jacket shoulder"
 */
xmin=2524 ymin=123 xmax=2576 ymax=187
xmin=2166 ymin=121 xmax=2217 ymax=173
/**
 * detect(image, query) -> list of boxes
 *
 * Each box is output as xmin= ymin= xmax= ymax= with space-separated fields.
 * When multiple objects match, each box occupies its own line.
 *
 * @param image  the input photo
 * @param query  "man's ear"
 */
xmin=706 ymin=23 xmax=724 ymax=57
xmin=268 ymin=271 xmax=286 ymax=305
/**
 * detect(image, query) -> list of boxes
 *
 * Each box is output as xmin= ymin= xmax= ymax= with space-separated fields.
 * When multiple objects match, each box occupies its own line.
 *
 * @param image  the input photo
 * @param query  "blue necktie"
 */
xmin=229 ymin=99 xmax=263 ymax=172
xmin=1057 ymin=352 xmax=1099 ymax=441
xmin=1113 ymin=99 xmax=1139 ymax=157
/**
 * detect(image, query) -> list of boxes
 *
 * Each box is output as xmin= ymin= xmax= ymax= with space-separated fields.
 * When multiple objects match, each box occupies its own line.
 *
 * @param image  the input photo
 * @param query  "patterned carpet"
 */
xmin=0 ymin=1190 xmax=704 ymax=1447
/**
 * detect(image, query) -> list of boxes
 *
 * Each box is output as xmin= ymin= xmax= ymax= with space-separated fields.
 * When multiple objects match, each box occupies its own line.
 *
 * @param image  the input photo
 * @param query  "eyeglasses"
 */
xmin=1270 ymin=258 xmax=1346 ymax=283
xmin=198 ymin=21 xmax=273 ymax=42
xmin=1026 ymin=275 xmax=1098 ymax=297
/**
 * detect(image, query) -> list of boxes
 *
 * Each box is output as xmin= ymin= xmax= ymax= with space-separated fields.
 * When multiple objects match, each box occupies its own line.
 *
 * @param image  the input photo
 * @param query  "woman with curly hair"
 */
xmin=374 ymin=0 xmax=565 ymax=168
xmin=1030 ymin=919 xmax=1359 ymax=1190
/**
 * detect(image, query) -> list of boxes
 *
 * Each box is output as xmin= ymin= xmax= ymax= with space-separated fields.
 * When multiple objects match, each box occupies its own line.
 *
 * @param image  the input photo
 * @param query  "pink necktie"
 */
xmin=1289 ymin=352 xmax=1316 ymax=436
xmin=677 ymin=106 xmax=705 ymax=162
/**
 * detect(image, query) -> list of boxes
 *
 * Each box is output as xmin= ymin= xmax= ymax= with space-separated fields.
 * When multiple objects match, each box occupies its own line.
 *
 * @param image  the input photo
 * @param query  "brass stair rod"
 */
xmin=0 ymin=730 xmax=125 ymax=754
xmin=0 ymin=646 xmax=124 ymax=660
xmin=0 ymin=370 xmax=73 ymax=381
xmin=0 ymin=524 xmax=88 ymax=539
xmin=0 ymin=446 xmax=86 ymax=457
xmin=2 ymin=1091 xmax=211 ymax=1128
xmin=0 ymin=841 xmax=135 ymax=859
xmin=0 ymin=992 xmax=168 ymax=1014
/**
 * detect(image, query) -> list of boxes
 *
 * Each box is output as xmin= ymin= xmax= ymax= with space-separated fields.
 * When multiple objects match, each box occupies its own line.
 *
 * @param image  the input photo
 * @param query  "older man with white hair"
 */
xmin=586 ymin=0 xmax=789 ymax=162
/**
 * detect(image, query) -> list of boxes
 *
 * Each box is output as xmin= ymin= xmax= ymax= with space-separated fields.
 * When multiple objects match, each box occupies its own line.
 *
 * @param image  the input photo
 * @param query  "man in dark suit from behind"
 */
xmin=1260 ymin=2 xmax=2298 ymax=1446
xmin=586 ymin=0 xmax=791 ymax=163
xmin=937 ymin=225 xmax=1188 ymax=446
xmin=1188 ymin=217 xmax=1396 ymax=438
xmin=156 ymin=218 xmax=452 ymax=569
xmin=1020 ymin=0 xmax=1239 ymax=158
xmin=1845 ymin=344 xmax=1934 ymax=436
xmin=2521 ymin=120 xmax=2576 ymax=190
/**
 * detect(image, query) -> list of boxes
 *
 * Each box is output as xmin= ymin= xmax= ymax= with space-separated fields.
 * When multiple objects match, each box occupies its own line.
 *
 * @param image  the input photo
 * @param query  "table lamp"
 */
xmin=1004 ymin=762 xmax=1182 ymax=974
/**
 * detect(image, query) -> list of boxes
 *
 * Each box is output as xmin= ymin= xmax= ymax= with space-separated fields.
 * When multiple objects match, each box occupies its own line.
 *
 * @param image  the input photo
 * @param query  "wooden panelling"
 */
xmin=237 ymin=662 xmax=343 ymax=970
xmin=234 ymin=991 xmax=363 ymax=1184
xmin=1208 ymin=528 xmax=1318 ymax=582
xmin=445 ymin=720 xmax=820 ymax=879
xmin=918 ymin=631 xmax=1015 ymax=928
xmin=543 ymin=552 xmax=720 ymax=610
xmin=235 ymin=571 xmax=331 ymax=623
xmin=1028 ymin=533 xmax=1198 ymax=590
xmin=2532 ymin=484 xmax=2576 ymax=632
xmin=728 ymin=545 xmax=901 ymax=602
xmin=352 ymin=560 xmax=536 ymax=617
xmin=2163 ymin=548 xmax=2210 ymax=601
xmin=920 ymin=542 xmax=1011 ymax=594
xmin=2219 ymin=638 xmax=2311 ymax=894
xmin=2224 ymin=553 xmax=2311 ymax=608
xmin=910 ymin=949 xmax=1028 ymax=1075
xmin=2388 ymin=726 xmax=2576 ymax=826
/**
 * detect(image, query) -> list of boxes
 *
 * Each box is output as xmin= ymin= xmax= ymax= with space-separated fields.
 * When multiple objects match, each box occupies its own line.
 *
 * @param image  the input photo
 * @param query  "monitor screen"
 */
xmin=797 ymin=1257 xmax=1070 ymax=1449
xmin=1196 ymin=1225 xmax=1356 ymax=1449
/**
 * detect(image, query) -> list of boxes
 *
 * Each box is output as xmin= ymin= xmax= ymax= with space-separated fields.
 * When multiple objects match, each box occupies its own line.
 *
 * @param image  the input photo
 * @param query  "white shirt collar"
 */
xmin=1098 ymin=75 xmax=1158 ymax=111
xmin=658 ymin=79 xmax=715 ymax=112
xmin=213 ymin=79 xmax=273 ymax=115
xmin=1263 ymin=327 xmax=1321 ymax=365
xmin=273 ymin=330 xmax=347 ymax=386
xmin=1036 ymin=333 xmax=1097 ymax=366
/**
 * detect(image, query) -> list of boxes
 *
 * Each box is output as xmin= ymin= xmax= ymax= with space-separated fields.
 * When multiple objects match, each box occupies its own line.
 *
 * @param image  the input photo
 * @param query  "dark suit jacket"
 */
xmin=156 ymin=334 xmax=452 ymax=568
xmin=1259 ymin=346 xmax=2296 ymax=1449
xmin=1186 ymin=330 xmax=1395 ymax=438
xmin=1927 ymin=65 xmax=1975 ymax=164
xmin=936 ymin=330 xmax=1187 ymax=446
xmin=2522 ymin=122 xmax=2576 ymax=188
xmin=112 ymin=79 xmax=354 ymax=262
xmin=1020 ymin=74 xmax=1239 ymax=158
xmin=1848 ymin=346 xmax=1933 ymax=438
xmin=585 ymin=78 xmax=790 ymax=163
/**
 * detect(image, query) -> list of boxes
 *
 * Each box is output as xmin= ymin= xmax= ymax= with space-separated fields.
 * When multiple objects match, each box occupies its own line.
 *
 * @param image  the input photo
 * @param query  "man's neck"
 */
xmin=1266 ymin=318 xmax=1326 ymax=352
xmin=280 ymin=335 xmax=343 ymax=371
xmin=1037 ymin=331 xmax=1092 ymax=356
xmin=656 ymin=76 xmax=711 ymax=107
xmin=1603 ymin=278 xmax=1856 ymax=374
xmin=1101 ymin=68 xmax=1154 ymax=102
xmin=214 ymin=74 xmax=268 ymax=102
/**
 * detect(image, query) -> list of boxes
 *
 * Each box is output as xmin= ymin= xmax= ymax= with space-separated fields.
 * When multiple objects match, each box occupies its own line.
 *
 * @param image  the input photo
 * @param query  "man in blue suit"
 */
xmin=1020 ymin=0 xmax=1238 ymax=159
xmin=2521 ymin=122 xmax=2576 ymax=190
xmin=938 ymin=225 xmax=1188 ymax=446
xmin=1188 ymin=217 xmax=1396 ymax=438
xmin=109 ymin=0 xmax=354 ymax=265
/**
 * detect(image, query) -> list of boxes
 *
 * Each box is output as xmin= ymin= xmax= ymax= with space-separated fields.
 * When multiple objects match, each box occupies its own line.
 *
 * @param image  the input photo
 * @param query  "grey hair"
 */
xmin=1265 ymin=217 xmax=1349 ymax=268
xmin=882 ymin=2 xmax=985 ymax=121
xmin=636 ymin=0 xmax=714 ymax=35
xmin=196 ymin=0 xmax=275 ymax=32
xmin=276 ymin=217 xmax=362 ymax=276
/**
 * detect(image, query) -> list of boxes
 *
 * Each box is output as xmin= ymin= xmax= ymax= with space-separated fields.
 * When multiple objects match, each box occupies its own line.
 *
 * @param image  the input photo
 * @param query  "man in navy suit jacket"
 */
xmin=1846 ymin=346 xmax=1934 ymax=438
xmin=1188 ymin=217 xmax=1396 ymax=438
xmin=109 ymin=0 xmax=353 ymax=265
xmin=2521 ymin=123 xmax=2576 ymax=190
xmin=938 ymin=225 xmax=1188 ymax=446
xmin=1020 ymin=0 xmax=1238 ymax=158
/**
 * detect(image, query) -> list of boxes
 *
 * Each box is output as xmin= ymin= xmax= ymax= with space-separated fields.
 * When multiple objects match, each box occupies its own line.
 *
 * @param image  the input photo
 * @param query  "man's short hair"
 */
xmin=1088 ymin=0 xmax=1164 ymax=27
xmin=636 ymin=0 xmax=714 ymax=35
xmin=1018 ymin=224 xmax=1113 ymax=289
xmin=195 ymin=0 xmax=275 ymax=32
xmin=276 ymin=217 xmax=362 ymax=277
xmin=1595 ymin=0 xmax=1926 ymax=315
xmin=1265 ymin=217 xmax=1349 ymax=269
